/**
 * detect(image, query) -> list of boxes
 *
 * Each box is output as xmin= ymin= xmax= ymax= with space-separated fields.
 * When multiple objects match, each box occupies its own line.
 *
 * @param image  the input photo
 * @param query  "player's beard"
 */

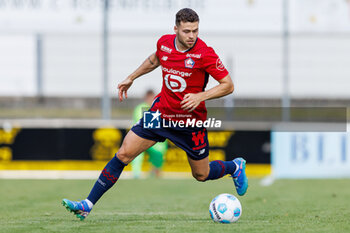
xmin=177 ymin=35 xmax=194 ymax=50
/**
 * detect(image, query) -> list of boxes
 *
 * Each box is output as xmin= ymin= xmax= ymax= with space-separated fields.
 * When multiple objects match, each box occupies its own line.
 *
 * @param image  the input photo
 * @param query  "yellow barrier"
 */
xmin=0 ymin=160 xmax=270 ymax=177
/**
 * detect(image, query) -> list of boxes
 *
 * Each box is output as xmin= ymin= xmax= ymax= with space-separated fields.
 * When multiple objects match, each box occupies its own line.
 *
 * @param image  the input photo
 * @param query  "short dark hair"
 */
xmin=175 ymin=8 xmax=199 ymax=26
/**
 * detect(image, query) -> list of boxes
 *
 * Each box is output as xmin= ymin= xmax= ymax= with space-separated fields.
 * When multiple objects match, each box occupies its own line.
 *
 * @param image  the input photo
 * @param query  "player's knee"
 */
xmin=192 ymin=172 xmax=208 ymax=182
xmin=116 ymin=148 xmax=132 ymax=164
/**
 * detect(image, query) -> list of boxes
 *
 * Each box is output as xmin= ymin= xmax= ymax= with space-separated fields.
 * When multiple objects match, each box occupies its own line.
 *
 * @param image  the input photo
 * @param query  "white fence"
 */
xmin=1 ymin=0 xmax=350 ymax=98
xmin=1 ymin=33 xmax=350 ymax=98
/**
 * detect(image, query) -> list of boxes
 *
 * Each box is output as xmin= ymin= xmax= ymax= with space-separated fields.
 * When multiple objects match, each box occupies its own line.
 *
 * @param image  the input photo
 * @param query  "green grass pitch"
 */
xmin=0 ymin=178 xmax=349 ymax=233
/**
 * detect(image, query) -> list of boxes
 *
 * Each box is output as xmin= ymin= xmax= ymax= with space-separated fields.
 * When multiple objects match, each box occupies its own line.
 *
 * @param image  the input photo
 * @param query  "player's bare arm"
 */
xmin=180 ymin=74 xmax=234 ymax=112
xmin=118 ymin=52 xmax=160 ymax=102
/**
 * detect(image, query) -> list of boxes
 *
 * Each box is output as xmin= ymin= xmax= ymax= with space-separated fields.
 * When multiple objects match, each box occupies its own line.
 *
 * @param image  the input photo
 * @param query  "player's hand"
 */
xmin=118 ymin=77 xmax=133 ymax=102
xmin=180 ymin=93 xmax=204 ymax=112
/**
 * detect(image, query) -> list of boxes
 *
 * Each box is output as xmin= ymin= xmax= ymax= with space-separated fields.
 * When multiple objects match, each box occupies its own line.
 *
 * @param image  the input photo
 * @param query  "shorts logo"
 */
xmin=216 ymin=58 xmax=225 ymax=71
xmin=184 ymin=58 xmax=195 ymax=69
xmin=192 ymin=129 xmax=206 ymax=146
xmin=143 ymin=110 xmax=161 ymax=129
xmin=164 ymin=74 xmax=187 ymax=92
xmin=199 ymin=148 xmax=206 ymax=155
xmin=161 ymin=45 xmax=172 ymax=54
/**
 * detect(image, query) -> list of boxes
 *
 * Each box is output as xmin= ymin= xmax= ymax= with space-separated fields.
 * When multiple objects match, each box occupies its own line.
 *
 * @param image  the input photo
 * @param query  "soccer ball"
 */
xmin=209 ymin=193 xmax=242 ymax=223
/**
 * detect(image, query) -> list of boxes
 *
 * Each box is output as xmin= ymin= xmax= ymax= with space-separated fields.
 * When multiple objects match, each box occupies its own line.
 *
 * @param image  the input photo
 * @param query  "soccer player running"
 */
xmin=62 ymin=8 xmax=248 ymax=220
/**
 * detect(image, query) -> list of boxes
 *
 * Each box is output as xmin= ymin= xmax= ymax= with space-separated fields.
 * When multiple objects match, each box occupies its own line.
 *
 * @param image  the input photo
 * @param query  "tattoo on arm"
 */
xmin=148 ymin=56 xmax=154 ymax=65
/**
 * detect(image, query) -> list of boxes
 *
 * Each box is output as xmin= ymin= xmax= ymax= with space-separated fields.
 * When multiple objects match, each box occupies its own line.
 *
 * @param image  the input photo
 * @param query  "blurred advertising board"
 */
xmin=272 ymin=129 xmax=350 ymax=178
xmin=0 ymin=127 xmax=270 ymax=176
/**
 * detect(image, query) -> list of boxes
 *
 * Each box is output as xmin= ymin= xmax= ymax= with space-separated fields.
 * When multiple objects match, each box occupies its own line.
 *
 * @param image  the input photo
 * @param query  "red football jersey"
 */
xmin=150 ymin=34 xmax=229 ymax=122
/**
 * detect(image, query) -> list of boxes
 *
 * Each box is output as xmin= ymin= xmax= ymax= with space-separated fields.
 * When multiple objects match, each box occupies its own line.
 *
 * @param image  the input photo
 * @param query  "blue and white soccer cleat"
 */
xmin=232 ymin=157 xmax=248 ymax=196
xmin=62 ymin=199 xmax=92 ymax=220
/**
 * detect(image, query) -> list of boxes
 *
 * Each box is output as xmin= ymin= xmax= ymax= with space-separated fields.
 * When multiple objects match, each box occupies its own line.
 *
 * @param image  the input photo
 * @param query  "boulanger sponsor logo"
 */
xmin=162 ymin=67 xmax=190 ymax=92
xmin=161 ymin=45 xmax=172 ymax=54
xmin=143 ymin=110 xmax=222 ymax=129
xmin=216 ymin=58 xmax=225 ymax=71
xmin=164 ymin=74 xmax=187 ymax=92
xmin=162 ymin=67 xmax=192 ymax=77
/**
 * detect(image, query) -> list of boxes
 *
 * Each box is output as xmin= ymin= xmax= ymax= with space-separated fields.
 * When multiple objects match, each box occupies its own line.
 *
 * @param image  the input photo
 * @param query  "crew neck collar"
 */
xmin=174 ymin=37 xmax=197 ymax=53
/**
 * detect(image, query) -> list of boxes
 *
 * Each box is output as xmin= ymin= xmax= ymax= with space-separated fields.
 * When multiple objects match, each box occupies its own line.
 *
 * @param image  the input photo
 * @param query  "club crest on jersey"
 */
xmin=184 ymin=58 xmax=195 ymax=69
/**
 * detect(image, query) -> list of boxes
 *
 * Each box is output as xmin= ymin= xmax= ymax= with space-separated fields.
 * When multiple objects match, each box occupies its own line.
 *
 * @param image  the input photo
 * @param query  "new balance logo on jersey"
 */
xmin=161 ymin=45 xmax=172 ymax=54
xmin=161 ymin=56 xmax=168 ymax=61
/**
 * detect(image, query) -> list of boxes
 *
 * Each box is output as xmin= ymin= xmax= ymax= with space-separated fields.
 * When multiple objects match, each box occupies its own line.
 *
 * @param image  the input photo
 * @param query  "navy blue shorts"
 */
xmin=131 ymin=117 xmax=209 ymax=160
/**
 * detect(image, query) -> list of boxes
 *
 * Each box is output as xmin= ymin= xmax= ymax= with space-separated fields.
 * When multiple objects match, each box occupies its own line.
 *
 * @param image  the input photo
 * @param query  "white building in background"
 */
xmin=0 ymin=0 xmax=350 ymax=98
